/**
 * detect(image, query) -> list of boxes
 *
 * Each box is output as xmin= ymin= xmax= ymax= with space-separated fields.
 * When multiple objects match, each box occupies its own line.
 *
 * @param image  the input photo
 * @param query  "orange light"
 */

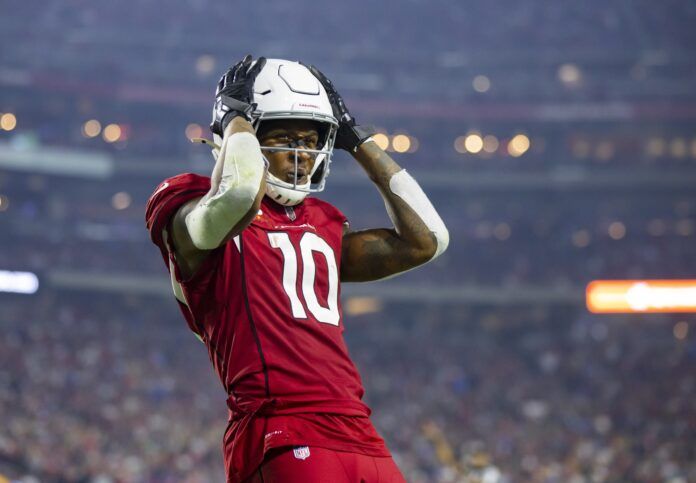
xmin=373 ymin=133 xmax=389 ymax=150
xmin=587 ymin=280 xmax=696 ymax=313
xmin=465 ymin=134 xmax=483 ymax=154
xmin=103 ymin=124 xmax=122 ymax=143
xmin=392 ymin=134 xmax=411 ymax=153
xmin=82 ymin=119 xmax=101 ymax=138
xmin=508 ymin=134 xmax=530 ymax=157
xmin=1 ymin=113 xmax=17 ymax=131
xmin=185 ymin=123 xmax=203 ymax=140
xmin=345 ymin=297 xmax=383 ymax=316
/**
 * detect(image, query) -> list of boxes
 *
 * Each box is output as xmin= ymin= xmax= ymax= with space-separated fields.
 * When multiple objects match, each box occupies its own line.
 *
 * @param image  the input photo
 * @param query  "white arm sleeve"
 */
xmin=386 ymin=169 xmax=450 ymax=259
xmin=185 ymin=132 xmax=265 ymax=250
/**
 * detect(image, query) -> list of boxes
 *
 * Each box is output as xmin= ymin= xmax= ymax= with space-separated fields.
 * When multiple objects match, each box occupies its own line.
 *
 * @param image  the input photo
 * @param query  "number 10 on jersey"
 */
xmin=267 ymin=232 xmax=340 ymax=326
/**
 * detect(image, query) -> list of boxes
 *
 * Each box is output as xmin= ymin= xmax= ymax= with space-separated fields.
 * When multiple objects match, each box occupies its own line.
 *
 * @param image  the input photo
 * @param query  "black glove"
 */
xmin=210 ymin=54 xmax=266 ymax=137
xmin=304 ymin=63 xmax=376 ymax=152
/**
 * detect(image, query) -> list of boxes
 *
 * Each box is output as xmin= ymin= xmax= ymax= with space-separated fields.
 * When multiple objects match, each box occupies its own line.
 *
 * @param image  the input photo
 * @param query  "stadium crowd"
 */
xmin=0 ymin=295 xmax=693 ymax=482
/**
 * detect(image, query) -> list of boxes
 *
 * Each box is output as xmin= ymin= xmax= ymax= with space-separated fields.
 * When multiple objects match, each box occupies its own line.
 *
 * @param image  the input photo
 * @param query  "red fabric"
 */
xmin=243 ymin=446 xmax=406 ymax=483
xmin=145 ymin=173 xmax=211 ymax=338
xmin=145 ymin=174 xmax=390 ymax=483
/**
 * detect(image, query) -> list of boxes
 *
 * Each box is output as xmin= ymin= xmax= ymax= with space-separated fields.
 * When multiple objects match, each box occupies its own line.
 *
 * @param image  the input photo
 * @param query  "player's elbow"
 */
xmin=434 ymin=224 xmax=449 ymax=258
xmin=419 ymin=225 xmax=449 ymax=264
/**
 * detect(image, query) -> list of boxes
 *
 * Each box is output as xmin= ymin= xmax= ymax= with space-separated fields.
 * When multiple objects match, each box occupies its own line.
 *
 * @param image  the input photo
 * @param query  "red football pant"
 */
xmin=244 ymin=446 xmax=407 ymax=483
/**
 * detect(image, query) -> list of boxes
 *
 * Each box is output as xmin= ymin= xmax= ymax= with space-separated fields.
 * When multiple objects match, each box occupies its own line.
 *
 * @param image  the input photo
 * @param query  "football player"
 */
xmin=146 ymin=54 xmax=449 ymax=482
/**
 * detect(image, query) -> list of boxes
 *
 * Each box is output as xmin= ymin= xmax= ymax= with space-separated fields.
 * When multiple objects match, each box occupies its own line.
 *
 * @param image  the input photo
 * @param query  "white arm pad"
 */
xmin=185 ymin=132 xmax=265 ymax=250
xmin=386 ymin=169 xmax=450 ymax=259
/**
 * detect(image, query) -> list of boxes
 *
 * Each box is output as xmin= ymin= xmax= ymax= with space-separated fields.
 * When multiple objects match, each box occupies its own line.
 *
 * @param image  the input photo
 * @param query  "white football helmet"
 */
xmin=212 ymin=58 xmax=338 ymax=206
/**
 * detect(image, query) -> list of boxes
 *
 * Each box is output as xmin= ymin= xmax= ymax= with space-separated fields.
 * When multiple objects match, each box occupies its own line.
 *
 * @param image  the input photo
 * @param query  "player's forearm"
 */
xmin=208 ymin=117 xmax=257 ymax=193
xmin=353 ymin=141 xmax=448 ymax=260
xmin=185 ymin=117 xmax=266 ymax=250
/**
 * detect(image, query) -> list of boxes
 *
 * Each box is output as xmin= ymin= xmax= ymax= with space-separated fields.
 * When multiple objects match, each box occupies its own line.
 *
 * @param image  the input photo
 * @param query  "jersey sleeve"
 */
xmin=145 ymin=173 xmax=211 ymax=266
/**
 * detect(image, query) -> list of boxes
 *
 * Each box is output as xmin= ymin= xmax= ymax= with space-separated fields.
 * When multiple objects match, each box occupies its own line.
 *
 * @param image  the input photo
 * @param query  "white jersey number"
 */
xmin=267 ymin=232 xmax=340 ymax=326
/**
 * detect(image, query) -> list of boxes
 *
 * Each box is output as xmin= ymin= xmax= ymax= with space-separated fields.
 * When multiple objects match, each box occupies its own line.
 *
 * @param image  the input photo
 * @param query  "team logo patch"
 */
xmin=293 ymin=446 xmax=311 ymax=460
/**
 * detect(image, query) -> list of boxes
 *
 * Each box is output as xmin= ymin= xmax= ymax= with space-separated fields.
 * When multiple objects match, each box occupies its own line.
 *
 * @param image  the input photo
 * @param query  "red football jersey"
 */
xmin=145 ymin=173 xmax=389 ymax=482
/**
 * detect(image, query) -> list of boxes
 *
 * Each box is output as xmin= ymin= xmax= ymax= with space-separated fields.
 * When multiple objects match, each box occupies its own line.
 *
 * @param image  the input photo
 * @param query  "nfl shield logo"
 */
xmin=293 ymin=446 xmax=311 ymax=460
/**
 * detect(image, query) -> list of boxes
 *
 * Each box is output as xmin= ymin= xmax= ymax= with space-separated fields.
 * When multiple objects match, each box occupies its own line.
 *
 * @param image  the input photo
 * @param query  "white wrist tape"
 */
xmin=185 ymin=132 xmax=264 ymax=250
xmin=387 ymin=169 xmax=449 ymax=259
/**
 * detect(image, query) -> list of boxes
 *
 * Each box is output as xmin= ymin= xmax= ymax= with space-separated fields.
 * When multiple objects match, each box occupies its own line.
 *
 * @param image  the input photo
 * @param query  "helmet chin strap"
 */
xmin=265 ymin=171 xmax=310 ymax=206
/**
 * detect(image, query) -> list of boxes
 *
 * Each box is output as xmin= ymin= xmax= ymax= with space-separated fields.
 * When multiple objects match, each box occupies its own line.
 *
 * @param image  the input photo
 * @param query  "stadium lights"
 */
xmin=112 ymin=192 xmax=132 ymax=210
xmin=595 ymin=141 xmax=614 ymax=161
xmin=572 ymin=229 xmax=591 ymax=248
xmin=196 ymin=55 xmax=216 ymax=75
xmin=102 ymin=123 xmax=130 ymax=143
xmin=0 ymin=270 xmax=39 ymax=294
xmin=372 ymin=133 xmax=389 ymax=150
xmin=608 ymin=221 xmax=626 ymax=240
xmin=482 ymin=135 xmax=499 ymax=153
xmin=669 ymin=138 xmax=687 ymax=158
xmin=1 ymin=113 xmax=17 ymax=131
xmin=586 ymin=280 xmax=696 ymax=313
xmin=558 ymin=63 xmax=582 ymax=86
xmin=369 ymin=132 xmax=418 ymax=153
xmin=472 ymin=75 xmax=491 ymax=93
xmin=103 ymin=124 xmax=121 ymax=143
xmin=345 ymin=296 xmax=382 ymax=316
xmin=464 ymin=134 xmax=483 ymax=153
xmin=646 ymin=138 xmax=665 ymax=157
xmin=185 ymin=123 xmax=204 ymax=140
xmin=392 ymin=134 xmax=411 ymax=153
xmin=82 ymin=119 xmax=102 ymax=138
xmin=673 ymin=321 xmax=689 ymax=340
xmin=508 ymin=134 xmax=530 ymax=157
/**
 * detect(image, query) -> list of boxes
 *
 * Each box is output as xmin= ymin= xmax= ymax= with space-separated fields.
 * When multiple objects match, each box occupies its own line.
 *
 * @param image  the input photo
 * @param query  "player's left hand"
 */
xmin=303 ymin=63 xmax=376 ymax=152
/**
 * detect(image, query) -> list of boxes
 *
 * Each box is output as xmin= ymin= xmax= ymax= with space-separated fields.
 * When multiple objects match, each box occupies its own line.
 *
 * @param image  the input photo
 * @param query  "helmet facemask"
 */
xmin=255 ymin=113 xmax=337 ymax=206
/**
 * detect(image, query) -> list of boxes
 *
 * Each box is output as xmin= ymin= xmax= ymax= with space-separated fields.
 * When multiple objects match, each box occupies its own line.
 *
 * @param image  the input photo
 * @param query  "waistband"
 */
xmin=225 ymin=395 xmax=370 ymax=482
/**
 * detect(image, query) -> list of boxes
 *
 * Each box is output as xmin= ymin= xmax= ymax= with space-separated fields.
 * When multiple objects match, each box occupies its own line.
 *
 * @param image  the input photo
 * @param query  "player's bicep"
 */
xmin=340 ymin=228 xmax=413 ymax=282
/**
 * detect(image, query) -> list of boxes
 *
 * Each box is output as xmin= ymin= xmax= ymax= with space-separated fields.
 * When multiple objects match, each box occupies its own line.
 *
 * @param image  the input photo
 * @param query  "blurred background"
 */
xmin=1 ymin=0 xmax=695 ymax=482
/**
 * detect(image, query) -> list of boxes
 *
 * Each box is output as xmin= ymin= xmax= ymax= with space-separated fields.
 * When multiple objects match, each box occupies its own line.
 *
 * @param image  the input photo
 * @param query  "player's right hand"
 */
xmin=303 ymin=63 xmax=376 ymax=152
xmin=210 ymin=54 xmax=267 ymax=137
